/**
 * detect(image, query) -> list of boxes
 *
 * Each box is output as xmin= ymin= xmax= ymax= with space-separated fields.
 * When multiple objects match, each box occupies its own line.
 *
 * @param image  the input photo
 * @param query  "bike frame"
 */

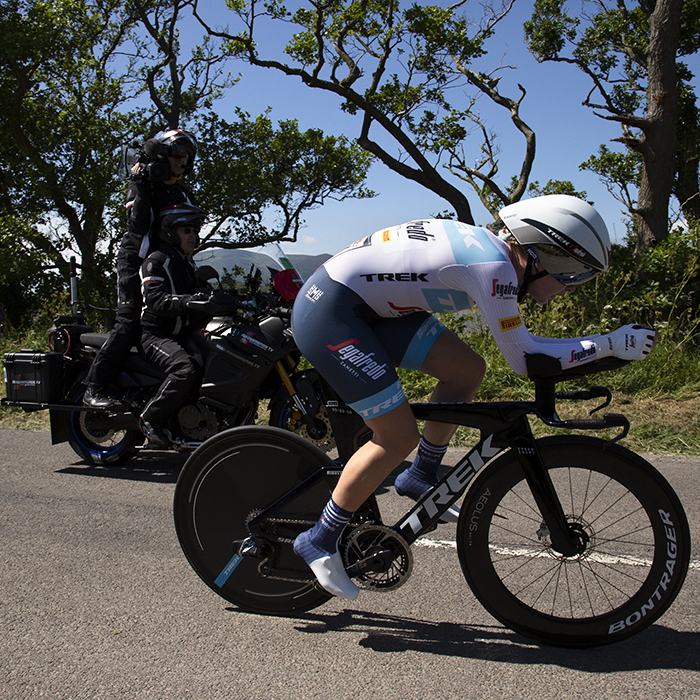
xmin=247 ymin=354 xmax=632 ymax=573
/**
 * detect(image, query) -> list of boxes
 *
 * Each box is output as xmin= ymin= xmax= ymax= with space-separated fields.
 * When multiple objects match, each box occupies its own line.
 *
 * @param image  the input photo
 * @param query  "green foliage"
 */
xmin=580 ymin=145 xmax=642 ymax=213
xmin=194 ymin=110 xmax=374 ymax=248
xmin=527 ymin=180 xmax=587 ymax=200
xmin=1 ymin=0 xmax=374 ymax=329
xmin=525 ymin=0 xmax=700 ymax=239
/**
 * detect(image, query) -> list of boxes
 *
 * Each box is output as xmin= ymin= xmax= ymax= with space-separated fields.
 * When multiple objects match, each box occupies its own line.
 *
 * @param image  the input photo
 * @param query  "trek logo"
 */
xmin=356 ymin=380 xmax=405 ymax=419
xmin=327 ymin=339 xmax=388 ymax=380
xmin=491 ymin=279 xmax=518 ymax=299
xmin=523 ymin=219 xmax=590 ymax=262
xmin=570 ymin=346 xmax=596 ymax=363
xmin=360 ymin=272 xmax=429 ymax=283
xmin=398 ymin=435 xmax=500 ymax=537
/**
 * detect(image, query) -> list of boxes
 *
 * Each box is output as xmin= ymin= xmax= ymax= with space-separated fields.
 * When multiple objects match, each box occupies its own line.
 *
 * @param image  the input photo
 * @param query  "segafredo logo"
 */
xmin=398 ymin=435 xmax=500 ymax=537
xmin=492 ymin=278 xmax=518 ymax=298
xmin=571 ymin=346 xmax=596 ymax=363
xmin=327 ymin=339 xmax=388 ymax=380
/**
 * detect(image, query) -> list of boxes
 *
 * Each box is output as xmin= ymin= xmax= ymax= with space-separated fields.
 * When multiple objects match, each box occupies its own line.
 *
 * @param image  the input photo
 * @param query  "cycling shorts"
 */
xmin=291 ymin=267 xmax=446 ymax=420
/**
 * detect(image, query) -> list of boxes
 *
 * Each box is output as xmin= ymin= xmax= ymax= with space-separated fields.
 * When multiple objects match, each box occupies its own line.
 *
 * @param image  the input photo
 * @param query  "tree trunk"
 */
xmin=633 ymin=0 xmax=682 ymax=256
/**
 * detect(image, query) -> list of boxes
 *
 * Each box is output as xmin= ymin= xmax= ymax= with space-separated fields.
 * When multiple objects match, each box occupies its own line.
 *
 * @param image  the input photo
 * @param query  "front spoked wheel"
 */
xmin=458 ymin=436 xmax=690 ymax=648
xmin=174 ymin=425 xmax=335 ymax=615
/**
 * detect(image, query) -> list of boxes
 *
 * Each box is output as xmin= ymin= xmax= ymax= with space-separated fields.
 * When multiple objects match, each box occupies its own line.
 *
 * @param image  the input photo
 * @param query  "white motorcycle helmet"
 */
xmin=499 ymin=194 xmax=611 ymax=287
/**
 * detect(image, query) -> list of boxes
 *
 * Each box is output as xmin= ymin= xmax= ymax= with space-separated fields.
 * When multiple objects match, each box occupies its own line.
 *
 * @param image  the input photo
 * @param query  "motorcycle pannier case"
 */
xmin=3 ymin=351 xmax=64 ymax=404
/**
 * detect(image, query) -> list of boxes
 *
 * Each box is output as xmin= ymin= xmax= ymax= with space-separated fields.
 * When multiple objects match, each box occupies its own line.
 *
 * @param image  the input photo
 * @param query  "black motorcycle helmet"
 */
xmin=158 ymin=204 xmax=207 ymax=251
xmin=143 ymin=129 xmax=198 ymax=176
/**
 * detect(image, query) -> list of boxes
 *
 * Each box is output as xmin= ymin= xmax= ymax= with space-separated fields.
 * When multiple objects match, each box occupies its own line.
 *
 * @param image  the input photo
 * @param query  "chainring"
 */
xmin=342 ymin=524 xmax=413 ymax=591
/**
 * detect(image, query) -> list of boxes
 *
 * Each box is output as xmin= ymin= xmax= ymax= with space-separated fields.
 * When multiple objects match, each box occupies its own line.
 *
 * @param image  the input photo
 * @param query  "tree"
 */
xmin=192 ymin=0 xmax=557 ymax=224
xmin=525 ymin=0 xmax=700 ymax=255
xmin=0 ymin=0 xmax=144 ymax=302
xmin=193 ymin=111 xmax=374 ymax=249
xmin=0 ymin=0 xmax=371 ymax=326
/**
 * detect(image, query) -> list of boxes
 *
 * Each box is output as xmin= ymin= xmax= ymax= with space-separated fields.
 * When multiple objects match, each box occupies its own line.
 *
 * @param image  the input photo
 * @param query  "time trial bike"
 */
xmin=173 ymin=354 xmax=690 ymax=648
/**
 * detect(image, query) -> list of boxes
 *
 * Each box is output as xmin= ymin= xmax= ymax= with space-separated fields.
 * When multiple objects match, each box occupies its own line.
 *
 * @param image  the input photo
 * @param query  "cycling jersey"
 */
xmin=292 ymin=219 xmax=601 ymax=419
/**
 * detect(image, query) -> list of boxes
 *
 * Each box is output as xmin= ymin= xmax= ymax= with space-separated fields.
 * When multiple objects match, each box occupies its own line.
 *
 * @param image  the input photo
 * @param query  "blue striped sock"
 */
xmin=293 ymin=498 xmax=353 ymax=563
xmin=395 ymin=437 xmax=448 ymax=500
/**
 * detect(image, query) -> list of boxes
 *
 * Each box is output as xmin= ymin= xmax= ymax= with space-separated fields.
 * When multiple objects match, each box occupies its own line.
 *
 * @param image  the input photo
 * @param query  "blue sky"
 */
xmin=194 ymin=1 xmax=698 ymax=258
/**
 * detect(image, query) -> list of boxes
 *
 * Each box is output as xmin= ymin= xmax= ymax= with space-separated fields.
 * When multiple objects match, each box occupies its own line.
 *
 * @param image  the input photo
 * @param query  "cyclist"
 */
xmin=137 ymin=204 xmax=211 ymax=446
xmin=290 ymin=194 xmax=657 ymax=599
xmin=83 ymin=129 xmax=199 ymax=409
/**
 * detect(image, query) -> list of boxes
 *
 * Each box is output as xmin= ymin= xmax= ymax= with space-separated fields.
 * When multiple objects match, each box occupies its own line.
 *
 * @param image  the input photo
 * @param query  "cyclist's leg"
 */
xmin=419 ymin=328 xmax=486 ymax=445
xmin=390 ymin=325 xmax=486 ymax=517
xmin=293 ymin=400 xmax=419 ymax=598
xmin=292 ymin=274 xmax=422 ymax=596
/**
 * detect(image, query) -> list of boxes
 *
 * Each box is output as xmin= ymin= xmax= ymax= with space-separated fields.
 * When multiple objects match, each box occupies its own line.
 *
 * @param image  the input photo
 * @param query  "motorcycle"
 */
xmin=1 ymin=244 xmax=333 ymax=465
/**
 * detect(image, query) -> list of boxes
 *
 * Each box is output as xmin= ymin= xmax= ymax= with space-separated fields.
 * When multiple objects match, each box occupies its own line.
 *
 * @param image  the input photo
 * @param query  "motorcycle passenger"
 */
xmin=290 ymin=194 xmax=658 ymax=600
xmin=137 ymin=204 xmax=211 ymax=447
xmin=83 ymin=129 xmax=199 ymax=409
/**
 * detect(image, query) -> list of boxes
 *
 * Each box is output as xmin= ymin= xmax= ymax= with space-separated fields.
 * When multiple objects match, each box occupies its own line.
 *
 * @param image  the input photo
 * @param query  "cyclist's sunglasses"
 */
xmin=527 ymin=243 xmax=601 ymax=286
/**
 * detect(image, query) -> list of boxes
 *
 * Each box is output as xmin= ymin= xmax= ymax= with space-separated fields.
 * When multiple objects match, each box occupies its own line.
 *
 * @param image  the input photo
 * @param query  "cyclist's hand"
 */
xmin=601 ymin=324 xmax=656 ymax=361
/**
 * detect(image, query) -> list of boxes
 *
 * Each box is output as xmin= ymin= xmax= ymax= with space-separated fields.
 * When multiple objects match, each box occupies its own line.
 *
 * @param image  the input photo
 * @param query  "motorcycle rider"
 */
xmin=290 ymin=194 xmax=658 ymax=600
xmin=83 ymin=129 xmax=199 ymax=409
xmin=137 ymin=203 xmax=212 ymax=446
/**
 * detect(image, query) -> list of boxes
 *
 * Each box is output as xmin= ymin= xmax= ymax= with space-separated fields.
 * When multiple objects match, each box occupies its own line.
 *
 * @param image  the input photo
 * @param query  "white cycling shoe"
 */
xmin=306 ymin=551 xmax=359 ymax=600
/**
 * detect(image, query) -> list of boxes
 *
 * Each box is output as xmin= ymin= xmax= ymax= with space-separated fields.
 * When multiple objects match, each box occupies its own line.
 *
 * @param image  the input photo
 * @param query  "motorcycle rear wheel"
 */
xmin=63 ymin=385 xmax=143 ymax=465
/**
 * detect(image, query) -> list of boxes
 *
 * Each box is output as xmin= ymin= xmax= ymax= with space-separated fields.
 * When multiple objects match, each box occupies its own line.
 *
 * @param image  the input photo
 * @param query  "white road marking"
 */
xmin=415 ymin=537 xmax=700 ymax=570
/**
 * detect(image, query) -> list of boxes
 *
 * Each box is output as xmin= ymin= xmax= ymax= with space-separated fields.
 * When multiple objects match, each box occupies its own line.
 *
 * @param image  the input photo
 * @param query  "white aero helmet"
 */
xmin=499 ymin=194 xmax=611 ymax=286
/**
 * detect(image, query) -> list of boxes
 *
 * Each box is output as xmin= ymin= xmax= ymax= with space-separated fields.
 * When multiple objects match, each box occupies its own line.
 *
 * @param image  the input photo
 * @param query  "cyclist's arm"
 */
xmin=438 ymin=262 xmax=621 ymax=374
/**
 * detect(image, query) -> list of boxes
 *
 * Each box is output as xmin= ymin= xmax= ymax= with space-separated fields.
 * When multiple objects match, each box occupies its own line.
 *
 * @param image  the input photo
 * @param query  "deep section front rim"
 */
xmin=458 ymin=436 xmax=690 ymax=648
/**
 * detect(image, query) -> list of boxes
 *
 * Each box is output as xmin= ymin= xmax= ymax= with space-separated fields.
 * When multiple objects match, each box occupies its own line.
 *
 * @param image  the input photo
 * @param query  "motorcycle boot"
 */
xmin=138 ymin=416 xmax=171 ymax=448
xmin=83 ymin=384 xmax=117 ymax=409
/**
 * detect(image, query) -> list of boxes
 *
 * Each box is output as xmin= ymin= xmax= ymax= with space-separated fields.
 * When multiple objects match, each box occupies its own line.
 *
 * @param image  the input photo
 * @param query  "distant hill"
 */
xmin=195 ymin=248 xmax=332 ymax=283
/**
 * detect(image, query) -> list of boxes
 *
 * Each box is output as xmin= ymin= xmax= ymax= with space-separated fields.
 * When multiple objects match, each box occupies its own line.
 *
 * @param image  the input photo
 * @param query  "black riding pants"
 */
xmin=139 ymin=331 xmax=202 ymax=427
xmin=86 ymin=249 xmax=142 ymax=388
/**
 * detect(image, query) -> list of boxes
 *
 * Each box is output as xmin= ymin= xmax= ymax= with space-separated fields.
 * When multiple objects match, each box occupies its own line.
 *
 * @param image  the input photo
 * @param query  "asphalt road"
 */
xmin=2 ymin=428 xmax=700 ymax=699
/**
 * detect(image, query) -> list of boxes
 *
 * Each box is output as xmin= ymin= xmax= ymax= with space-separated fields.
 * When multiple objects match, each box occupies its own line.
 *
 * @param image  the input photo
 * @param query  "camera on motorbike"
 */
xmin=117 ymin=140 xmax=173 ymax=183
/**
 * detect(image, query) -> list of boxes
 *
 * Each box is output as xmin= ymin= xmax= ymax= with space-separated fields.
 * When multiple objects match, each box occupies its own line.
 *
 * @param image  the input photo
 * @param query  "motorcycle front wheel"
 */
xmin=62 ymin=385 xmax=143 ymax=465
xmin=269 ymin=376 xmax=335 ymax=452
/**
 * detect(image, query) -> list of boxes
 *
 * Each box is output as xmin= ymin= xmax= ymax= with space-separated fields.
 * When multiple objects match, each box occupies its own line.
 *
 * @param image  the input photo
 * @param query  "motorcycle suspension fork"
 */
xmin=273 ymin=361 xmax=323 ymax=438
xmin=512 ymin=433 xmax=582 ymax=557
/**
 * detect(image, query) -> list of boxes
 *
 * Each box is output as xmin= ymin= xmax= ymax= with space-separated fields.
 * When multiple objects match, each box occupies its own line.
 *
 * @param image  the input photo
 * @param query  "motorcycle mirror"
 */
xmin=196 ymin=265 xmax=220 ymax=285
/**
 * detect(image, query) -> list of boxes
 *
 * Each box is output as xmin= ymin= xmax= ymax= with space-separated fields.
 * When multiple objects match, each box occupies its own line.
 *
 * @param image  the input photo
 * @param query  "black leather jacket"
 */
xmin=122 ymin=180 xmax=197 ymax=260
xmin=140 ymin=243 xmax=210 ymax=338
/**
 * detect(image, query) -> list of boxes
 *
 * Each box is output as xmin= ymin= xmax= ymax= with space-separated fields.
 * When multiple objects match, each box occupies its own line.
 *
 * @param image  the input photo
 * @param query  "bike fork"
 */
xmin=513 ymin=434 xmax=583 ymax=557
